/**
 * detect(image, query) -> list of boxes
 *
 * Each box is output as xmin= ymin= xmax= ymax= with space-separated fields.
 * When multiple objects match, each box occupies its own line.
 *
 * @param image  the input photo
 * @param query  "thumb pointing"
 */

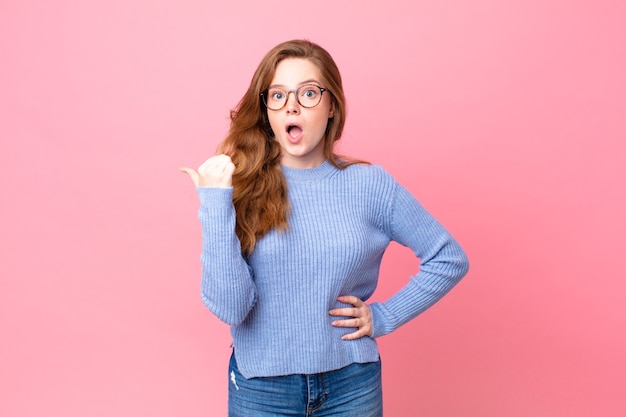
xmin=178 ymin=167 xmax=199 ymax=187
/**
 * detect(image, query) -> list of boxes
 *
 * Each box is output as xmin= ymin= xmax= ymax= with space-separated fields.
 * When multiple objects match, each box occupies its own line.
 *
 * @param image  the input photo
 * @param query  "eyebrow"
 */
xmin=268 ymin=79 xmax=322 ymax=89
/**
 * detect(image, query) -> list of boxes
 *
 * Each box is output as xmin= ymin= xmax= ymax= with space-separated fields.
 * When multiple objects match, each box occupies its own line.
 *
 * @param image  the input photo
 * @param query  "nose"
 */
xmin=285 ymin=91 xmax=300 ymax=114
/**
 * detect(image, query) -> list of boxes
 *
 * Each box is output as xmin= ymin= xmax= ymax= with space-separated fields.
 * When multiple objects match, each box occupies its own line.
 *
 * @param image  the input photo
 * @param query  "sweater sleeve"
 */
xmin=369 ymin=180 xmax=469 ymax=338
xmin=197 ymin=187 xmax=257 ymax=325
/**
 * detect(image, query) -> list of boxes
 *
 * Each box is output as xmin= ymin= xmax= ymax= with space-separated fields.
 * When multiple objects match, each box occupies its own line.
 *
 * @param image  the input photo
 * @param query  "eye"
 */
xmin=267 ymin=88 xmax=285 ymax=101
xmin=270 ymin=91 xmax=284 ymax=100
xmin=301 ymin=87 xmax=318 ymax=99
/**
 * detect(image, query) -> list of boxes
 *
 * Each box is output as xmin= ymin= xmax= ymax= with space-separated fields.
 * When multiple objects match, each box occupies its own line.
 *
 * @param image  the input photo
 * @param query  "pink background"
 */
xmin=1 ymin=1 xmax=625 ymax=416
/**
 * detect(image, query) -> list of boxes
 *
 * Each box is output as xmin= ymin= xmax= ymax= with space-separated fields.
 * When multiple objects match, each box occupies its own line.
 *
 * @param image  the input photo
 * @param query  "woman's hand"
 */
xmin=179 ymin=154 xmax=235 ymax=188
xmin=329 ymin=296 xmax=373 ymax=340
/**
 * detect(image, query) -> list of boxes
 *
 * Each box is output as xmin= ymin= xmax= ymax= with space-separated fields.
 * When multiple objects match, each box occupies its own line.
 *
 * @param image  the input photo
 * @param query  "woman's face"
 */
xmin=267 ymin=58 xmax=334 ymax=169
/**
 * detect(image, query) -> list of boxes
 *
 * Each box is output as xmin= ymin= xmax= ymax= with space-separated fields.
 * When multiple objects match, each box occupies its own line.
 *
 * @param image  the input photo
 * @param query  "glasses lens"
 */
xmin=296 ymin=85 xmax=323 ymax=108
xmin=265 ymin=88 xmax=287 ymax=110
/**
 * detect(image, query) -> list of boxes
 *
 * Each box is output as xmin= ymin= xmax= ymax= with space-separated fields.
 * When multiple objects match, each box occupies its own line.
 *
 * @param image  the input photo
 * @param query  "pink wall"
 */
xmin=1 ymin=1 xmax=625 ymax=416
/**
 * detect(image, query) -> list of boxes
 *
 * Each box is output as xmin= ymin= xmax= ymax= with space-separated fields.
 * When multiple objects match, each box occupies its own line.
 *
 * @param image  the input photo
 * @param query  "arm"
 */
xmin=197 ymin=187 xmax=257 ymax=325
xmin=181 ymin=155 xmax=257 ymax=325
xmin=369 ymin=182 xmax=469 ymax=338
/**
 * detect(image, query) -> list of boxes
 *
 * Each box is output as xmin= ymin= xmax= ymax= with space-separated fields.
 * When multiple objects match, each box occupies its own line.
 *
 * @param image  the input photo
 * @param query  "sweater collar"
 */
xmin=280 ymin=160 xmax=337 ymax=182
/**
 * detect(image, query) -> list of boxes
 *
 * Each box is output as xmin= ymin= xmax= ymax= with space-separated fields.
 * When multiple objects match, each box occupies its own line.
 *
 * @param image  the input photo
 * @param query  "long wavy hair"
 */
xmin=218 ymin=39 xmax=364 ymax=255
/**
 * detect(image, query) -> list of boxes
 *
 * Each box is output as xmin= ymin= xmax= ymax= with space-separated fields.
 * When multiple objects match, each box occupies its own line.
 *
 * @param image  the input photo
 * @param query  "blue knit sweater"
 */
xmin=197 ymin=160 xmax=469 ymax=379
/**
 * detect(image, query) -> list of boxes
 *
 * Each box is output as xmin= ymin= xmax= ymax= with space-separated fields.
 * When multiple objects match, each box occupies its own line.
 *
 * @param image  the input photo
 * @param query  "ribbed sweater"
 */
xmin=197 ymin=160 xmax=469 ymax=379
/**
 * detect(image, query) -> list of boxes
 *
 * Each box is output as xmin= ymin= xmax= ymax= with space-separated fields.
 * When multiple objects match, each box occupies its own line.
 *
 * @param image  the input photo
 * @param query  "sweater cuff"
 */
xmin=369 ymin=302 xmax=389 ymax=338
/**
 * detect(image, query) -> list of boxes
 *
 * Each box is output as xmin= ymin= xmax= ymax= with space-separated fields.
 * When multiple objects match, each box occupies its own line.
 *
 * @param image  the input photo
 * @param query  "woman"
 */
xmin=181 ymin=39 xmax=469 ymax=416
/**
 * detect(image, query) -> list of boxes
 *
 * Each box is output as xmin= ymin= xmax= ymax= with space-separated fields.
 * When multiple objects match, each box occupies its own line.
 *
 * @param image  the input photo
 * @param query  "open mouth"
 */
xmin=286 ymin=123 xmax=303 ymax=139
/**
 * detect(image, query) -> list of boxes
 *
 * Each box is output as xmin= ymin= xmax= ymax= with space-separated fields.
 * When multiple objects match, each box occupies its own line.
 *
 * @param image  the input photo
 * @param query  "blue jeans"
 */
xmin=228 ymin=352 xmax=383 ymax=416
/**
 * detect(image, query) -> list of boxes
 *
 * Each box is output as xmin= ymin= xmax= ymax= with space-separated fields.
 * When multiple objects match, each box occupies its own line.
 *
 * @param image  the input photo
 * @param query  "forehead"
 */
xmin=270 ymin=58 xmax=322 ymax=87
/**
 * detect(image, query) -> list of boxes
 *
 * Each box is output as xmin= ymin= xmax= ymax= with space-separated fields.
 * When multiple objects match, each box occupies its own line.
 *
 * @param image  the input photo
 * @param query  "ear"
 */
xmin=328 ymin=100 xmax=335 ymax=118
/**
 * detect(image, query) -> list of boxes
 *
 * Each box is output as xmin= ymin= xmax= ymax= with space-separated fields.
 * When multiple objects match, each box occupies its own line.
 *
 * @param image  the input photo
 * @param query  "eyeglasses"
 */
xmin=260 ymin=84 xmax=328 ymax=111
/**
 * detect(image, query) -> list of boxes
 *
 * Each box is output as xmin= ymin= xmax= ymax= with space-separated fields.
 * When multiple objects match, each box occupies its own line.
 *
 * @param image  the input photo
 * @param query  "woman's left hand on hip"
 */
xmin=329 ymin=296 xmax=373 ymax=340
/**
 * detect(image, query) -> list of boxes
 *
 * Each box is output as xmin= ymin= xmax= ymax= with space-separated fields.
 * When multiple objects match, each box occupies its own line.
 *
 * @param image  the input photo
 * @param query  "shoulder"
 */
xmin=337 ymin=162 xmax=397 ymax=188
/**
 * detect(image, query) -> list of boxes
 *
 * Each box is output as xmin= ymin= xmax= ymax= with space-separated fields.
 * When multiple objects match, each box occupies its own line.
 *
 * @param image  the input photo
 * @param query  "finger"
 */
xmin=209 ymin=156 xmax=235 ymax=177
xmin=178 ymin=167 xmax=199 ymax=186
xmin=341 ymin=328 xmax=372 ymax=340
xmin=212 ymin=153 xmax=235 ymax=170
xmin=198 ymin=154 xmax=229 ymax=171
xmin=223 ymin=160 xmax=236 ymax=176
xmin=215 ymin=153 xmax=232 ymax=161
xmin=179 ymin=166 xmax=195 ymax=175
xmin=337 ymin=295 xmax=362 ymax=307
xmin=341 ymin=329 xmax=370 ymax=341
xmin=331 ymin=318 xmax=361 ymax=328
xmin=196 ymin=154 xmax=236 ymax=187
xmin=329 ymin=307 xmax=360 ymax=318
